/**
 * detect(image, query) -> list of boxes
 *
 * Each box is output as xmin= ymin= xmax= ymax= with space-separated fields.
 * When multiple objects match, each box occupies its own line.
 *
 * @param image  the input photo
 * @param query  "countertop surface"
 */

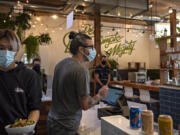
xmin=102 ymin=115 xmax=179 ymax=135
xmin=101 ymin=115 xmax=158 ymax=135
xmin=110 ymin=81 xmax=160 ymax=92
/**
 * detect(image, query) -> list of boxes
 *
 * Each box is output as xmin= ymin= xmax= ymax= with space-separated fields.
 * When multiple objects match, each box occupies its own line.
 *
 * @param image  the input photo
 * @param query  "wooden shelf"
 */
xmin=160 ymin=68 xmax=180 ymax=71
xmin=163 ymin=83 xmax=180 ymax=88
xmin=160 ymin=34 xmax=180 ymax=40
xmin=109 ymin=81 xmax=159 ymax=92
xmin=160 ymin=33 xmax=180 ymax=84
xmin=161 ymin=51 xmax=180 ymax=55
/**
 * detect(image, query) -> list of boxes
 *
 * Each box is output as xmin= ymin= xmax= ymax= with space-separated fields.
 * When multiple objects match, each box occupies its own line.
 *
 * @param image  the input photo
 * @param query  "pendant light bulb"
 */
xmin=169 ymin=7 xmax=173 ymax=14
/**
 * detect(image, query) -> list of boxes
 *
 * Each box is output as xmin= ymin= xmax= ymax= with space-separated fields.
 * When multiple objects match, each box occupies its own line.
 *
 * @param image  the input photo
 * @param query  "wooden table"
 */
xmin=109 ymin=81 xmax=160 ymax=92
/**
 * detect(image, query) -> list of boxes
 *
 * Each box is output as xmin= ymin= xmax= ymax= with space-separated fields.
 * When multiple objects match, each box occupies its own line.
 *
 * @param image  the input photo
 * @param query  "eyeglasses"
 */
xmin=82 ymin=45 xmax=94 ymax=50
xmin=0 ymin=44 xmax=13 ymax=51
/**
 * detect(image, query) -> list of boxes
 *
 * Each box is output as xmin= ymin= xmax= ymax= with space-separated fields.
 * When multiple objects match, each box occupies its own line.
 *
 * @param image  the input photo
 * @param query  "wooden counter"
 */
xmin=109 ymin=81 xmax=160 ymax=92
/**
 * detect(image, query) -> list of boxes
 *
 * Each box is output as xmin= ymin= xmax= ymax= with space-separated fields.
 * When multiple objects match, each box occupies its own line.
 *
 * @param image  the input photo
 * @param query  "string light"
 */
xmin=123 ymin=0 xmax=129 ymax=47
xmin=36 ymin=17 xmax=41 ymax=21
xmin=129 ymin=12 xmax=133 ymax=17
xmin=26 ymin=0 xmax=29 ymax=4
xmin=169 ymin=7 xmax=173 ymax=14
xmin=117 ymin=11 xmax=121 ymax=16
xmin=41 ymin=23 xmax=44 ymax=26
xmin=32 ymin=25 xmax=36 ymax=28
xmin=9 ymin=14 xmax=12 ymax=18
xmin=82 ymin=2 xmax=86 ymax=6
xmin=149 ymin=4 xmax=153 ymax=8
xmin=3 ymin=20 xmax=6 ymax=23
xmin=17 ymin=1 xmax=20 ymax=4
xmin=52 ymin=15 xmax=58 ymax=19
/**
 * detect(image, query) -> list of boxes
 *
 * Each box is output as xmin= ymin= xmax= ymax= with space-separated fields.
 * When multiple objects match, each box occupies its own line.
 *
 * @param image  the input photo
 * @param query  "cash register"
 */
xmin=98 ymin=88 xmax=128 ymax=119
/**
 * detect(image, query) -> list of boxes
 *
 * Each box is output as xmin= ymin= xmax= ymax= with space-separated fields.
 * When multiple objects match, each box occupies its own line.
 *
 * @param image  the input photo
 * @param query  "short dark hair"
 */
xmin=69 ymin=31 xmax=91 ymax=55
xmin=0 ymin=29 xmax=21 ymax=51
xmin=33 ymin=58 xmax=41 ymax=64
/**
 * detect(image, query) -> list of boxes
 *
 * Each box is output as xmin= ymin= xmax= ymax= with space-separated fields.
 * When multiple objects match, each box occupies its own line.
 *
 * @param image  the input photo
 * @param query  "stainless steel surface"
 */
xmin=128 ymin=72 xmax=147 ymax=83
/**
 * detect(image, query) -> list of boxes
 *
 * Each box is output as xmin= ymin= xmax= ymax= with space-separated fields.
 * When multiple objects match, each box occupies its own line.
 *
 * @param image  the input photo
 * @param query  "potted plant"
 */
xmin=107 ymin=59 xmax=119 ymax=81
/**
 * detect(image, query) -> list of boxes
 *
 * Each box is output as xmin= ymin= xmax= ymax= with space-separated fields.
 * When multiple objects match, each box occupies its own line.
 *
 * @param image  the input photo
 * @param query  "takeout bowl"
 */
xmin=5 ymin=122 xmax=36 ymax=135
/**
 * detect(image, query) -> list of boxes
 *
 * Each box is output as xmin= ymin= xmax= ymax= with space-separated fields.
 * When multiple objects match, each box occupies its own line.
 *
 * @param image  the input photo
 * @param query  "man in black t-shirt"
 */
xmin=95 ymin=55 xmax=111 ymax=93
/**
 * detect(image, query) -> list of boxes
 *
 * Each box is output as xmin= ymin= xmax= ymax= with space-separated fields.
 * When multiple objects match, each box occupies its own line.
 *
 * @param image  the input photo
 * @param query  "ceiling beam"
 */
xmin=74 ymin=14 xmax=148 ymax=26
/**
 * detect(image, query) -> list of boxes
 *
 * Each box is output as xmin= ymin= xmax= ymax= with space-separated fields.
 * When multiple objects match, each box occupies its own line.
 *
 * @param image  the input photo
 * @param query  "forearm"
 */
xmin=96 ymin=78 xmax=103 ymax=86
xmin=87 ymin=94 xmax=102 ymax=109
xmin=28 ymin=110 xmax=40 ymax=123
xmin=95 ymin=74 xmax=103 ymax=86
xmin=106 ymin=74 xmax=111 ymax=85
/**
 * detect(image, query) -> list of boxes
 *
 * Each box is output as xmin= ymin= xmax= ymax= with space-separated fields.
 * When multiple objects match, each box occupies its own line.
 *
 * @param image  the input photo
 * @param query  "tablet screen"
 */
xmin=102 ymin=88 xmax=123 ymax=105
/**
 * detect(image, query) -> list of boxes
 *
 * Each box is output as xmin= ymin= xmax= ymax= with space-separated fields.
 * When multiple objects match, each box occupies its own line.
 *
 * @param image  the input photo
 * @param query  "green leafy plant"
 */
xmin=0 ymin=14 xmax=15 ymax=30
xmin=38 ymin=33 xmax=52 ymax=45
xmin=23 ymin=35 xmax=39 ymax=61
xmin=23 ymin=33 xmax=51 ymax=62
xmin=108 ymin=59 xmax=119 ymax=70
xmin=177 ymin=27 xmax=180 ymax=33
xmin=0 ymin=12 xmax=52 ymax=62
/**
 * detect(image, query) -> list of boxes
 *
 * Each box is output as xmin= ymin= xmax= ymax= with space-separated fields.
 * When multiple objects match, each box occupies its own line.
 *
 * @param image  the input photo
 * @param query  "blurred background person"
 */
xmin=95 ymin=55 xmax=111 ymax=94
xmin=32 ymin=58 xmax=47 ymax=95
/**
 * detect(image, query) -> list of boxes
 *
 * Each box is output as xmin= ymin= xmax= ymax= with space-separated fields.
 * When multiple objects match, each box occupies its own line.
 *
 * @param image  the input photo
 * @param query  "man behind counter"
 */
xmin=95 ymin=55 xmax=111 ymax=93
xmin=0 ymin=29 xmax=42 ymax=135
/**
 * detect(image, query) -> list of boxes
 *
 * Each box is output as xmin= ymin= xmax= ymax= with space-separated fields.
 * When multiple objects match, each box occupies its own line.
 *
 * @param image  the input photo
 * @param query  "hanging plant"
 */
xmin=38 ymin=33 xmax=52 ymax=45
xmin=23 ymin=33 xmax=51 ymax=62
xmin=23 ymin=35 xmax=39 ymax=62
xmin=0 ymin=12 xmax=52 ymax=62
xmin=0 ymin=13 xmax=15 ymax=30
xmin=15 ymin=13 xmax=31 ymax=41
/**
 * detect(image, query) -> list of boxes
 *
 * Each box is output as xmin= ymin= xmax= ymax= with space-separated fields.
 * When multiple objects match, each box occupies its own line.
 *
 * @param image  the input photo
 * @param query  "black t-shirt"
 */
xmin=95 ymin=65 xmax=110 ymax=85
xmin=0 ymin=62 xmax=42 ymax=135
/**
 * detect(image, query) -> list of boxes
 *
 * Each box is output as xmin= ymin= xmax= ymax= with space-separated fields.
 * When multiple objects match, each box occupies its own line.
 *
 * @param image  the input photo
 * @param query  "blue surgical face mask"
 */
xmin=87 ymin=48 xmax=96 ymax=62
xmin=0 ymin=50 xmax=16 ymax=67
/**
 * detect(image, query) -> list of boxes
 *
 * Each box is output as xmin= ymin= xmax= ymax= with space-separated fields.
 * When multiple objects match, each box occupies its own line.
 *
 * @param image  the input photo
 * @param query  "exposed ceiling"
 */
xmin=0 ymin=0 xmax=180 ymax=25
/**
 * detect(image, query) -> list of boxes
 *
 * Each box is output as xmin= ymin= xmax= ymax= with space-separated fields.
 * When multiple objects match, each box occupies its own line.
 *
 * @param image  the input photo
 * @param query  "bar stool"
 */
xmin=139 ymin=89 xmax=159 ymax=103
xmin=124 ymin=87 xmax=139 ymax=101
xmin=139 ymin=89 xmax=159 ymax=122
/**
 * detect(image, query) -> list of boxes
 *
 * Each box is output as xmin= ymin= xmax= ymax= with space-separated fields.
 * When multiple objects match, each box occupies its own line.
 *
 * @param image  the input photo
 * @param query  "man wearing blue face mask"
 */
xmin=0 ymin=29 xmax=42 ymax=135
xmin=47 ymin=32 xmax=108 ymax=135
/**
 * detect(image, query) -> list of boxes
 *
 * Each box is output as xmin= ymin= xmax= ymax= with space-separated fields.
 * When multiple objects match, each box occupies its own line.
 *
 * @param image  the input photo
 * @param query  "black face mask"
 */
xmin=33 ymin=64 xmax=41 ymax=73
xmin=102 ymin=60 xmax=106 ymax=65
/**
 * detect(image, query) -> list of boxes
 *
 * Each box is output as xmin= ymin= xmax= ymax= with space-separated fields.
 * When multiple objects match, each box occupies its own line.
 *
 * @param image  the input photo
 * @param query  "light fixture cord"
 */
xmin=151 ymin=1 xmax=153 ymax=35
xmin=125 ymin=0 xmax=127 ymax=43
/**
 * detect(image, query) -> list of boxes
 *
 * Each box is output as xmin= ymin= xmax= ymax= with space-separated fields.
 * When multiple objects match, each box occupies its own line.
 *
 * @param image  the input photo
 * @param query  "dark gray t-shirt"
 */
xmin=48 ymin=58 xmax=90 ymax=130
